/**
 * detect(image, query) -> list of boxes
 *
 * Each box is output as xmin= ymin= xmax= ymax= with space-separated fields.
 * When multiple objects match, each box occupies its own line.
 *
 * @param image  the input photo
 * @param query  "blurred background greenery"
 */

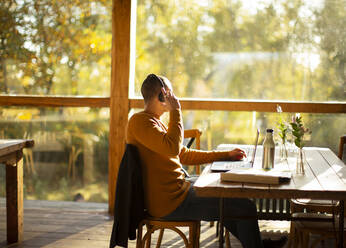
xmin=0 ymin=0 xmax=345 ymax=203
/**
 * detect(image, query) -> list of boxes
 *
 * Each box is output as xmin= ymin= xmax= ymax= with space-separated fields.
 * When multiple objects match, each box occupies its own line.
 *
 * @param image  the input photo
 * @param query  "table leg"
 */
xmin=219 ymin=198 xmax=224 ymax=248
xmin=339 ymin=200 xmax=344 ymax=248
xmin=6 ymin=159 xmax=23 ymax=243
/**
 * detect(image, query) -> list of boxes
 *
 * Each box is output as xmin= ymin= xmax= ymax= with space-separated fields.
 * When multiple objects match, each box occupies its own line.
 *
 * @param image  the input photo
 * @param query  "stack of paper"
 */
xmin=220 ymin=168 xmax=291 ymax=184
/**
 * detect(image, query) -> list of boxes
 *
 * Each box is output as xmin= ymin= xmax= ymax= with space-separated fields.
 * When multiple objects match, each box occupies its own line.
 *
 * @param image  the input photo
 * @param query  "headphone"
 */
xmin=148 ymin=74 xmax=165 ymax=102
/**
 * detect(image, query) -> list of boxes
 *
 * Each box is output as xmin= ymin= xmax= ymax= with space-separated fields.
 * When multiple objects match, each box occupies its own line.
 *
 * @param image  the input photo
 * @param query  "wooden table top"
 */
xmin=194 ymin=145 xmax=346 ymax=201
xmin=0 ymin=139 xmax=34 ymax=158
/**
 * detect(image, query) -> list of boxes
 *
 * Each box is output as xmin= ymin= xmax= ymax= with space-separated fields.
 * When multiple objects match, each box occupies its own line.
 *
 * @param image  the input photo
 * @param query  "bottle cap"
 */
xmin=266 ymin=128 xmax=274 ymax=133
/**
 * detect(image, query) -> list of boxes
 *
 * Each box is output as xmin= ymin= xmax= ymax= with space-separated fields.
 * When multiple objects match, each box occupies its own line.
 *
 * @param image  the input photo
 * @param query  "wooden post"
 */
xmin=108 ymin=0 xmax=132 ymax=214
xmin=6 ymin=153 xmax=24 ymax=243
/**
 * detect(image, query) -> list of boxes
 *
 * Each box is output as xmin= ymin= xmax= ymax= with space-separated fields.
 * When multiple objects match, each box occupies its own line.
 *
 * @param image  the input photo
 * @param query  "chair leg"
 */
xmin=156 ymin=229 xmax=164 ymax=248
xmin=293 ymin=227 xmax=300 ymax=248
xmin=188 ymin=224 xmax=194 ymax=248
xmin=137 ymin=223 xmax=143 ymax=248
xmin=287 ymin=222 xmax=295 ymax=248
xmin=298 ymin=230 xmax=304 ymax=248
xmin=146 ymin=233 xmax=152 ymax=248
xmin=216 ymin=221 xmax=219 ymax=237
xmin=311 ymin=236 xmax=327 ymax=248
xmin=145 ymin=224 xmax=152 ymax=248
xmin=301 ymin=231 xmax=309 ymax=248
xmin=190 ymin=222 xmax=200 ymax=248
xmin=196 ymin=222 xmax=201 ymax=248
xmin=225 ymin=230 xmax=231 ymax=248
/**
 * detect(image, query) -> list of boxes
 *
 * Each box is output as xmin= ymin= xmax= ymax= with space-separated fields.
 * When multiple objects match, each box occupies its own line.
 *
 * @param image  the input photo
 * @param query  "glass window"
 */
xmin=130 ymin=108 xmax=345 ymax=156
xmin=0 ymin=107 xmax=109 ymax=202
xmin=129 ymin=109 xmax=345 ymax=174
xmin=181 ymin=110 xmax=345 ymax=155
xmin=134 ymin=0 xmax=345 ymax=102
xmin=0 ymin=1 xmax=111 ymax=96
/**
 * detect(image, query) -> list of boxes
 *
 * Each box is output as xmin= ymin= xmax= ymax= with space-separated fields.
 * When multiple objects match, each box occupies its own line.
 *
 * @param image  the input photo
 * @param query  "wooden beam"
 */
xmin=0 ymin=95 xmax=109 ymax=107
xmin=108 ymin=0 xmax=131 ymax=214
xmin=130 ymin=98 xmax=346 ymax=114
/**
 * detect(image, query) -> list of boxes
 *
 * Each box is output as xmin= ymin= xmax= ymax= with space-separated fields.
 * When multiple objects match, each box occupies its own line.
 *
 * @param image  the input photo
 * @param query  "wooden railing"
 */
xmin=1 ymin=95 xmax=345 ymax=113
xmin=0 ymin=95 xmax=110 ymax=107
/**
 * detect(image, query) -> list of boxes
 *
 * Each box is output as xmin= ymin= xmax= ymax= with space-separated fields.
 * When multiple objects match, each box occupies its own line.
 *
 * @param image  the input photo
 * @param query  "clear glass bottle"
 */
xmin=262 ymin=129 xmax=275 ymax=170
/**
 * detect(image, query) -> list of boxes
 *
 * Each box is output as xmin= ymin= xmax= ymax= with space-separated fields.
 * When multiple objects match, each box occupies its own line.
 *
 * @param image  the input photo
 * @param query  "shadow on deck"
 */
xmin=1 ymin=198 xmax=293 ymax=248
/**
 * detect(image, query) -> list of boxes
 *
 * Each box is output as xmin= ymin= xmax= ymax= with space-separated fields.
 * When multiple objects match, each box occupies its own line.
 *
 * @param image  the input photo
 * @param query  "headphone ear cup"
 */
xmin=158 ymin=92 xmax=165 ymax=102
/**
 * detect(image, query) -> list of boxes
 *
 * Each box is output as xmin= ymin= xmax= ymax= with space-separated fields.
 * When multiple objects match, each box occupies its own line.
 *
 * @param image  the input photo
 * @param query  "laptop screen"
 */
xmin=250 ymin=128 xmax=260 ymax=163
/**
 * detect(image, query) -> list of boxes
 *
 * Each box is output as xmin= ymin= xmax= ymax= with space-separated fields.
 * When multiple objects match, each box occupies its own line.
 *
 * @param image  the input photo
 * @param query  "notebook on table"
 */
xmin=210 ymin=129 xmax=259 ymax=172
xmin=220 ymin=168 xmax=291 ymax=184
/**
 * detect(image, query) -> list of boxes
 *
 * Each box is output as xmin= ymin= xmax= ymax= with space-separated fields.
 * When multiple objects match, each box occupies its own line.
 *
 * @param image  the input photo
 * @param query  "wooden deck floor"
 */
xmin=0 ymin=198 xmax=333 ymax=248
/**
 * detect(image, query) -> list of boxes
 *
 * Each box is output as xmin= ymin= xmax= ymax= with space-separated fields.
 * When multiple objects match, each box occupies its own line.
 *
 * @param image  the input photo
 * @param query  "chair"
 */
xmin=137 ymin=217 xmax=200 ymax=248
xmin=136 ymin=129 xmax=202 ymax=248
xmin=184 ymin=129 xmax=202 ymax=174
xmin=290 ymin=203 xmax=346 ymax=248
xmin=288 ymin=135 xmax=346 ymax=247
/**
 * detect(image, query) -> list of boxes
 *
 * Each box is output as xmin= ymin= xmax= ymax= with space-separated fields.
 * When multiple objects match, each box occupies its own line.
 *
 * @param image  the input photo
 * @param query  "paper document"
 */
xmin=220 ymin=168 xmax=291 ymax=185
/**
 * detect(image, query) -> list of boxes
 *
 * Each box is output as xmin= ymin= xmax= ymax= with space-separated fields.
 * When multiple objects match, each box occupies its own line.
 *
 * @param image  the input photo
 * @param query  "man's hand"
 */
xmin=162 ymin=88 xmax=181 ymax=111
xmin=228 ymin=148 xmax=247 ymax=161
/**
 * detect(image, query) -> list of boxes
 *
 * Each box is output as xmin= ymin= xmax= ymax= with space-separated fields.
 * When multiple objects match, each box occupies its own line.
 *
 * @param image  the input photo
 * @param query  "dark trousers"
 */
xmin=162 ymin=178 xmax=263 ymax=248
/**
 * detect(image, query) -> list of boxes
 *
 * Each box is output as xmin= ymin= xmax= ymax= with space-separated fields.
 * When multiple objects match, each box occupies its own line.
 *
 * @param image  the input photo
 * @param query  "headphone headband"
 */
xmin=149 ymin=74 xmax=165 ymax=88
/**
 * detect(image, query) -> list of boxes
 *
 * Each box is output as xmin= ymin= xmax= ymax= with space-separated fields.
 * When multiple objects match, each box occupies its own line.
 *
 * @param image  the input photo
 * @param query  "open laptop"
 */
xmin=210 ymin=129 xmax=260 ymax=172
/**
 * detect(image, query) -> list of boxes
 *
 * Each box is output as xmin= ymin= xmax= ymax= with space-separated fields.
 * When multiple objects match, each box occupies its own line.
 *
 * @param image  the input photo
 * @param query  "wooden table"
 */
xmin=0 ymin=139 xmax=34 ymax=244
xmin=193 ymin=145 xmax=346 ymax=248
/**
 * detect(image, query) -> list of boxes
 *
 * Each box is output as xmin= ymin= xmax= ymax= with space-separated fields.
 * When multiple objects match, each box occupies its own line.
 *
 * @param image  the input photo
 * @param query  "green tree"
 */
xmin=0 ymin=0 xmax=111 ymax=95
xmin=0 ymin=0 xmax=34 ymax=93
xmin=314 ymin=0 xmax=345 ymax=101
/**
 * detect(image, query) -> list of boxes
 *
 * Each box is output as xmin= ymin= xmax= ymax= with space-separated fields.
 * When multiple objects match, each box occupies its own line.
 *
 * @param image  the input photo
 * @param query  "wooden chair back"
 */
xmin=184 ymin=129 xmax=202 ymax=174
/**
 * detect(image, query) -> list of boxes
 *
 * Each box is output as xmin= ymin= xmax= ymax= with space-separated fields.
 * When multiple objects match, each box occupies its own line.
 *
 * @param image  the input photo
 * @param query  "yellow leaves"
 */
xmin=22 ymin=76 xmax=34 ymax=87
xmin=88 ymin=32 xmax=111 ymax=54
xmin=17 ymin=112 xmax=32 ymax=120
xmin=2 ymin=108 xmax=39 ymax=121
xmin=79 ymin=28 xmax=111 ymax=55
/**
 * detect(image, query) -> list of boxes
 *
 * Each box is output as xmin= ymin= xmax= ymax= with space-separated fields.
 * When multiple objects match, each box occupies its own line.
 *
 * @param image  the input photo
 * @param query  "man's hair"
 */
xmin=141 ymin=74 xmax=166 ymax=103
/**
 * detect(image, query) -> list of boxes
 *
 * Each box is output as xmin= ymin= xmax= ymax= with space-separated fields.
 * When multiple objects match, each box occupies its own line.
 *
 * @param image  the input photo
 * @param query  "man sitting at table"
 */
xmin=126 ymin=74 xmax=287 ymax=248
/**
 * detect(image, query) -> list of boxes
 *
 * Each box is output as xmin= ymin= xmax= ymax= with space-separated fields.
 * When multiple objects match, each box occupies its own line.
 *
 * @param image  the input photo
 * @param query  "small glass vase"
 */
xmin=296 ymin=147 xmax=305 ymax=175
xmin=279 ymin=142 xmax=288 ymax=161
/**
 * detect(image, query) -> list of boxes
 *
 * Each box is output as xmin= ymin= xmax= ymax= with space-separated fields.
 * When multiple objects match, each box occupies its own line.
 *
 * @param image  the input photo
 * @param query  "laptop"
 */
xmin=210 ymin=129 xmax=260 ymax=172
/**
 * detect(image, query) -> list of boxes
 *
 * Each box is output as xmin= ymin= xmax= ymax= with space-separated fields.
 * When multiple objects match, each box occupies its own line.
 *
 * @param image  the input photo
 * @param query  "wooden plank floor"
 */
xmin=0 ymin=198 xmax=334 ymax=248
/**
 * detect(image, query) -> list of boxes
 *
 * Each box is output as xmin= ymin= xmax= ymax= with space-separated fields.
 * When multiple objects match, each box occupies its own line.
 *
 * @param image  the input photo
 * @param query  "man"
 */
xmin=126 ymin=74 xmax=287 ymax=248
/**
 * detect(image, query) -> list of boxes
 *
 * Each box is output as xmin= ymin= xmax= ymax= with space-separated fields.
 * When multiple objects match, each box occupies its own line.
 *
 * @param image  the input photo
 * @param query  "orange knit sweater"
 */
xmin=126 ymin=109 xmax=230 ymax=217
